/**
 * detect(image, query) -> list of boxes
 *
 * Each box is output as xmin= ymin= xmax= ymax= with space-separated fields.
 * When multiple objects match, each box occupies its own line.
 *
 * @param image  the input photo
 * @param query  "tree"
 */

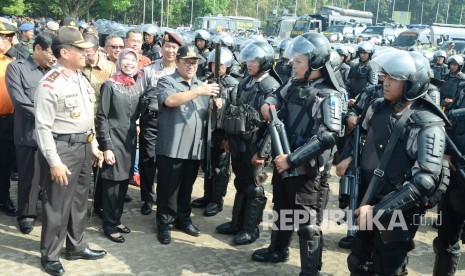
xmin=1 ymin=0 xmax=26 ymax=16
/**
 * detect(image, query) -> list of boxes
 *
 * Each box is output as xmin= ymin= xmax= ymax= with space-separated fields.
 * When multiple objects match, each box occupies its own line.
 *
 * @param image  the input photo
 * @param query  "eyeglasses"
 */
xmin=110 ymin=45 xmax=124 ymax=50
xmin=181 ymin=60 xmax=199 ymax=68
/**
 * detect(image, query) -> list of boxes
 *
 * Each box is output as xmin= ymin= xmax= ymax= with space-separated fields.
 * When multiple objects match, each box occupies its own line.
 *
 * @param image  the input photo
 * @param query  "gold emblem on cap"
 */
xmin=164 ymin=34 xmax=169 ymax=42
xmin=70 ymin=21 xmax=76 ymax=26
xmin=187 ymin=46 xmax=196 ymax=57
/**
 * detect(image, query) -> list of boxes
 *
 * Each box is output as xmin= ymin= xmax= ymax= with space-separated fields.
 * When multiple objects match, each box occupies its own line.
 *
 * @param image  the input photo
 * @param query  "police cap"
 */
xmin=162 ymin=31 xmax=184 ymax=46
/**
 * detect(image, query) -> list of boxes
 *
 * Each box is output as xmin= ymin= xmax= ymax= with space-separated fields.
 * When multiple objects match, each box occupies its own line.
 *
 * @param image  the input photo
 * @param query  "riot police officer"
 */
xmin=335 ymin=45 xmax=351 ymax=87
xmin=346 ymin=41 xmax=378 ymax=107
xmin=338 ymin=50 xmax=448 ymax=275
xmin=194 ymin=30 xmax=210 ymax=59
xmin=431 ymin=50 xmax=449 ymax=80
xmin=440 ymin=55 xmax=465 ymax=109
xmin=275 ymin=39 xmax=292 ymax=84
xmin=433 ymin=82 xmax=465 ymax=275
xmin=194 ymin=30 xmax=211 ymax=80
xmin=217 ymin=41 xmax=281 ymax=245
xmin=191 ymin=47 xmax=238 ymax=216
xmin=251 ymin=32 xmax=343 ymax=276
xmin=141 ymin=24 xmax=161 ymax=61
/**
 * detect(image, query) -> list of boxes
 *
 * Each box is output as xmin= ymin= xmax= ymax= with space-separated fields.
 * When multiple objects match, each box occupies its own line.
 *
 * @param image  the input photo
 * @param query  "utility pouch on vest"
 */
xmin=223 ymin=104 xmax=261 ymax=136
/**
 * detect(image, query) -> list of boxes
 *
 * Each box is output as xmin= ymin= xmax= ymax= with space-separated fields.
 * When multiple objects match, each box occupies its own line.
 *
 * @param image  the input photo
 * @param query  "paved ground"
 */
xmin=1 ymin=168 xmax=464 ymax=276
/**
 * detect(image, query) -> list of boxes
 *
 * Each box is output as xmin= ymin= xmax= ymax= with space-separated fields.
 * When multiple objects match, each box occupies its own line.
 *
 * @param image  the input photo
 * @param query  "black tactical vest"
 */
xmin=448 ymin=92 xmax=465 ymax=154
xmin=440 ymin=72 xmax=465 ymax=102
xmin=275 ymin=61 xmax=292 ymax=84
xmin=348 ymin=62 xmax=370 ymax=99
xmin=361 ymin=101 xmax=414 ymax=197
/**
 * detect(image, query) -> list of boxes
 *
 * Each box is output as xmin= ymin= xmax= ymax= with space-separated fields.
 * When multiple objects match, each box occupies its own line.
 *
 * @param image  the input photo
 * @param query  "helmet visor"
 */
xmin=371 ymin=49 xmax=416 ymax=81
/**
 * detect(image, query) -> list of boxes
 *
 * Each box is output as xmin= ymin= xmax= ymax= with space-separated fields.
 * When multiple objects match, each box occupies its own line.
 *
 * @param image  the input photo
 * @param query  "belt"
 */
xmin=0 ymin=113 xmax=13 ymax=119
xmin=53 ymin=131 xmax=94 ymax=144
xmin=146 ymin=110 xmax=158 ymax=118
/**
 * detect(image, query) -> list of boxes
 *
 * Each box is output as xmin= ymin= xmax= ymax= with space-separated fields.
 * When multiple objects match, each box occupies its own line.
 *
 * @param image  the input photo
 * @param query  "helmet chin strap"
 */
xmin=391 ymin=84 xmax=408 ymax=109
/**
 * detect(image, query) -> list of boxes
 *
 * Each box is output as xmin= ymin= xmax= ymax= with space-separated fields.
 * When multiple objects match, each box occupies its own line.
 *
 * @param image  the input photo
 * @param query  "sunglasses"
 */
xmin=110 ymin=45 xmax=124 ymax=50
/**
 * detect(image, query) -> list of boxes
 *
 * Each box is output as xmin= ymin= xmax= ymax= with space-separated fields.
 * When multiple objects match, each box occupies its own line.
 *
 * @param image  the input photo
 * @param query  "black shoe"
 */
xmin=157 ymin=227 xmax=171 ymax=244
xmin=191 ymin=197 xmax=209 ymax=208
xmin=216 ymin=222 xmax=240 ymax=235
xmin=338 ymin=235 xmax=355 ymax=249
xmin=18 ymin=220 xmax=34 ymax=234
xmin=105 ymin=232 xmax=125 ymax=243
xmin=252 ymin=247 xmax=289 ymax=263
xmin=204 ymin=202 xmax=223 ymax=217
xmin=41 ymin=259 xmax=64 ymax=276
xmin=117 ymin=225 xmax=131 ymax=234
xmin=65 ymin=247 xmax=107 ymax=260
xmin=175 ymin=223 xmax=201 ymax=237
xmin=0 ymin=198 xmax=18 ymax=216
xmin=141 ymin=201 xmax=153 ymax=215
xmin=124 ymin=194 xmax=132 ymax=203
xmin=10 ymin=172 xmax=19 ymax=182
xmin=234 ymin=227 xmax=260 ymax=245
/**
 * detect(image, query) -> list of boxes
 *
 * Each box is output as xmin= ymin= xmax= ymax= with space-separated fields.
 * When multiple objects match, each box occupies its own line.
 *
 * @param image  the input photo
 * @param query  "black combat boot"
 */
xmin=298 ymin=225 xmax=323 ymax=276
xmin=233 ymin=196 xmax=267 ymax=245
xmin=205 ymin=161 xmax=230 ymax=216
xmin=252 ymin=230 xmax=292 ymax=263
xmin=216 ymin=192 xmax=245 ymax=235
xmin=192 ymin=174 xmax=213 ymax=208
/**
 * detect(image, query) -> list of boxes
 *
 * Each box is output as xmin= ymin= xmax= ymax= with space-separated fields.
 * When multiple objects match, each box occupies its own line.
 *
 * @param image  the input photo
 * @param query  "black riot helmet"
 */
xmin=447 ymin=54 xmax=464 ymax=71
xmin=334 ymin=45 xmax=349 ymax=62
xmin=239 ymin=41 xmax=275 ymax=72
xmin=372 ymin=49 xmax=430 ymax=101
xmin=194 ymin=30 xmax=210 ymax=49
xmin=278 ymin=39 xmax=291 ymax=58
xmin=357 ymin=41 xmax=375 ymax=59
xmin=284 ymin=32 xmax=331 ymax=79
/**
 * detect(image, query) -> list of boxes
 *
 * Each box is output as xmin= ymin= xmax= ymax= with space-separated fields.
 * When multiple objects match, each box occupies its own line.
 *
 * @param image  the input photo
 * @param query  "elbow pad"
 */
xmin=373 ymin=173 xmax=436 ymax=222
xmin=288 ymin=131 xmax=337 ymax=168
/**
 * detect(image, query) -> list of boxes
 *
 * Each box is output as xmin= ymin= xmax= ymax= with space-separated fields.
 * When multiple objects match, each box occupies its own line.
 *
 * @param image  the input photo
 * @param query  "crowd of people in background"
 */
xmin=1 ymin=14 xmax=465 ymax=276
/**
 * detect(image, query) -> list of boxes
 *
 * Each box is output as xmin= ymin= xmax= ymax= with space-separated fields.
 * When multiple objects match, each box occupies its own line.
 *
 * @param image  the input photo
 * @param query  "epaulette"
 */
xmin=222 ymin=75 xmax=239 ymax=87
xmin=258 ymin=75 xmax=280 ymax=92
xmin=46 ymin=70 xmax=61 ymax=83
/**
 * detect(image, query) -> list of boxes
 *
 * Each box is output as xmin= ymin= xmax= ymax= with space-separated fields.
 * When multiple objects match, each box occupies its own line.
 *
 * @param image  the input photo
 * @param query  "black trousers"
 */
xmin=16 ymin=145 xmax=43 ymax=220
xmin=39 ymin=141 xmax=92 ymax=261
xmin=101 ymin=179 xmax=129 ymax=234
xmin=0 ymin=115 xmax=14 ymax=202
xmin=139 ymin=114 xmax=157 ymax=202
xmin=437 ymin=173 xmax=465 ymax=248
xmin=156 ymin=155 xmax=201 ymax=227
xmin=228 ymin=136 xmax=264 ymax=190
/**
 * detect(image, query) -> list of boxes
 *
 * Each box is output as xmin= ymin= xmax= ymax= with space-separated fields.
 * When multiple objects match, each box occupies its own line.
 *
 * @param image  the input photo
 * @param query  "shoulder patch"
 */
xmin=46 ymin=71 xmax=61 ymax=83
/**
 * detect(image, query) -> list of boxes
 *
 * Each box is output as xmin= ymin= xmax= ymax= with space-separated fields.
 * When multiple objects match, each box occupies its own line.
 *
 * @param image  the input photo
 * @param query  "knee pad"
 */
xmin=244 ymin=184 xmax=264 ymax=199
xmin=433 ymin=237 xmax=461 ymax=257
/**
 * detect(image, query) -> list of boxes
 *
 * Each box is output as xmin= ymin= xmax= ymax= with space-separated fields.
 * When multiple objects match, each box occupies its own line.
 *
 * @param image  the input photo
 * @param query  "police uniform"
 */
xmin=6 ymin=55 xmax=50 ymax=231
xmin=346 ymin=50 xmax=447 ymax=275
xmin=439 ymin=71 xmax=465 ymax=108
xmin=138 ymin=32 xmax=182 ymax=214
xmin=218 ymin=72 xmax=280 ymax=244
xmin=433 ymin=88 xmax=465 ymax=275
xmin=19 ymin=23 xmax=35 ymax=55
xmin=346 ymin=60 xmax=378 ymax=100
xmin=197 ymin=73 xmax=238 ymax=216
xmin=431 ymin=62 xmax=448 ymax=80
xmin=34 ymin=27 xmax=106 ymax=273
xmin=155 ymin=45 xmax=208 ymax=243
